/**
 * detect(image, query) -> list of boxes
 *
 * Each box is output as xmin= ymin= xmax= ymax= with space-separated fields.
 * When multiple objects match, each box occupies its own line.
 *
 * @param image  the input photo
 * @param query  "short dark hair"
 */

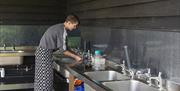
xmin=65 ymin=14 xmax=80 ymax=25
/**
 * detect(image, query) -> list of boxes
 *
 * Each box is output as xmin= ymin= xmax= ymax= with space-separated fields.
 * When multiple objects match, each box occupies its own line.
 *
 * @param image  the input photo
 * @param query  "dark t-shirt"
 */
xmin=39 ymin=23 xmax=65 ymax=51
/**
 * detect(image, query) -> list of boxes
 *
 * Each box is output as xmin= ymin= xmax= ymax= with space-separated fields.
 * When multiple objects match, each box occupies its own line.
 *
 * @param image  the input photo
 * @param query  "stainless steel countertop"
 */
xmin=0 ymin=50 xmax=35 ymax=57
xmin=53 ymin=56 xmax=180 ymax=91
xmin=53 ymin=56 xmax=120 ymax=91
xmin=0 ymin=83 xmax=33 ymax=90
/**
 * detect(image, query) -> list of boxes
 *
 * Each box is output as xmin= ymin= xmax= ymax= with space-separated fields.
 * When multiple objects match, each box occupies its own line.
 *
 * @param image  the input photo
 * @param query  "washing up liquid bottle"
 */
xmin=93 ymin=50 xmax=105 ymax=70
xmin=74 ymin=79 xmax=84 ymax=91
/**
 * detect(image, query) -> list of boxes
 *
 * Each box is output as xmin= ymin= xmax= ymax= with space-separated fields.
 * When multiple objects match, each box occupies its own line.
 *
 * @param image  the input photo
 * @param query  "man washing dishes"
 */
xmin=34 ymin=14 xmax=82 ymax=91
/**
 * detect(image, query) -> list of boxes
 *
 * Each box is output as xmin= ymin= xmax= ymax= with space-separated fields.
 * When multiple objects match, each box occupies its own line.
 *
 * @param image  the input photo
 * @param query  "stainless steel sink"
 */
xmin=53 ymin=54 xmax=77 ymax=64
xmin=0 ymin=56 xmax=23 ymax=65
xmin=84 ymin=70 xmax=129 ymax=81
xmin=102 ymin=80 xmax=159 ymax=91
xmin=166 ymin=80 xmax=180 ymax=91
xmin=60 ymin=57 xmax=76 ymax=64
xmin=0 ymin=50 xmax=25 ymax=65
xmin=0 ymin=50 xmax=34 ymax=65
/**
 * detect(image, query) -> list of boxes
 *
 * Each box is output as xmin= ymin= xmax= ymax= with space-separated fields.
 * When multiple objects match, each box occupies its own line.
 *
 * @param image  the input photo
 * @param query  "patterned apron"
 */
xmin=34 ymin=47 xmax=53 ymax=91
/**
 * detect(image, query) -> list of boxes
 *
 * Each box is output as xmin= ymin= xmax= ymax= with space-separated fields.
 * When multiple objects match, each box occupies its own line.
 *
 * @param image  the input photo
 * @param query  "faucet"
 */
xmin=148 ymin=72 xmax=163 ymax=90
xmin=134 ymin=68 xmax=152 ymax=84
xmin=121 ymin=60 xmax=134 ymax=79
xmin=3 ymin=44 xmax=6 ymax=51
xmin=123 ymin=45 xmax=131 ymax=69
xmin=12 ymin=43 xmax=16 ymax=51
xmin=0 ymin=68 xmax=5 ymax=78
xmin=136 ymin=68 xmax=151 ymax=79
xmin=121 ymin=60 xmax=126 ymax=75
xmin=126 ymin=69 xmax=135 ymax=79
xmin=120 ymin=45 xmax=135 ymax=79
xmin=83 ymin=50 xmax=92 ymax=67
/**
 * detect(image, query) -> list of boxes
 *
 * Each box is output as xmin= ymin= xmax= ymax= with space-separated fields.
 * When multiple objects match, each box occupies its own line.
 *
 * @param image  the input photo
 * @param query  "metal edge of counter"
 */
xmin=0 ymin=83 xmax=34 ymax=90
xmin=53 ymin=61 xmax=113 ymax=91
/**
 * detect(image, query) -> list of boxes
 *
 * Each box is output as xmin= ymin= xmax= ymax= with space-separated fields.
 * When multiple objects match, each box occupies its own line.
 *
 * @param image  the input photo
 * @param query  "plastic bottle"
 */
xmin=74 ymin=79 xmax=84 ymax=91
xmin=93 ymin=50 xmax=105 ymax=70
xmin=100 ymin=57 xmax=106 ymax=70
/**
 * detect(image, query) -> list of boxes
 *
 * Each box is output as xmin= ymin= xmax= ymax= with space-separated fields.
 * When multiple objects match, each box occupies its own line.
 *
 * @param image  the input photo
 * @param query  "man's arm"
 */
xmin=63 ymin=50 xmax=82 ymax=62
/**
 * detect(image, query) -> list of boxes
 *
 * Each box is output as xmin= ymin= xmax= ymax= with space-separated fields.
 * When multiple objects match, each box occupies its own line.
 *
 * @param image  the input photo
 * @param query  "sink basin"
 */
xmin=53 ymin=55 xmax=76 ymax=64
xmin=102 ymin=80 xmax=159 ymax=91
xmin=0 ymin=51 xmax=24 ymax=65
xmin=166 ymin=80 xmax=180 ymax=91
xmin=84 ymin=70 xmax=129 ymax=81
xmin=60 ymin=57 xmax=76 ymax=64
xmin=0 ymin=50 xmax=34 ymax=65
xmin=0 ymin=56 xmax=23 ymax=65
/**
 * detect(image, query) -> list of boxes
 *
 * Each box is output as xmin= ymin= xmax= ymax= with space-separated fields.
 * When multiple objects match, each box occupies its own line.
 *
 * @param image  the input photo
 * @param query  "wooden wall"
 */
xmin=67 ymin=0 xmax=180 ymax=29
xmin=0 ymin=0 xmax=67 ymax=25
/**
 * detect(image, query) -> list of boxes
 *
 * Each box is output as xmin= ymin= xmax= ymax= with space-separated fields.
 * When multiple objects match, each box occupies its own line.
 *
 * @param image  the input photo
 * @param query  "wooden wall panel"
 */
xmin=74 ymin=0 xmax=180 ymax=19
xmin=69 ymin=0 xmax=163 ymax=12
xmin=0 ymin=0 xmax=66 ymax=6
xmin=0 ymin=13 xmax=65 ymax=25
xmin=80 ymin=16 xmax=180 ymax=29
xmin=67 ymin=0 xmax=180 ymax=29
xmin=68 ymin=0 xmax=94 ymax=5
xmin=0 ymin=0 xmax=67 ymax=25
xmin=0 ymin=13 xmax=65 ymax=20
xmin=0 ymin=6 xmax=66 ymax=14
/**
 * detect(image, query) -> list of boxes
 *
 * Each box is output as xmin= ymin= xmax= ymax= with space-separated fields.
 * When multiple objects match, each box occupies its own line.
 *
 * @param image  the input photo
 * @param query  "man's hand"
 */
xmin=74 ymin=56 xmax=82 ymax=62
xmin=63 ymin=50 xmax=82 ymax=62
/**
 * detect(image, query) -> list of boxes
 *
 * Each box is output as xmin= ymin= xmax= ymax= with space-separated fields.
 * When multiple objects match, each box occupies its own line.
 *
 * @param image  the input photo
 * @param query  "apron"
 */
xmin=34 ymin=47 xmax=53 ymax=91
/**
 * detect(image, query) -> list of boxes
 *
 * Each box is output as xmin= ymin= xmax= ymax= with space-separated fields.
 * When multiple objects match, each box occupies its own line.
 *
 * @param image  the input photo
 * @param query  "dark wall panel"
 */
xmin=0 ymin=25 xmax=49 ymax=46
xmin=68 ymin=0 xmax=93 ymax=5
xmin=0 ymin=13 xmax=65 ymax=21
xmin=0 ymin=0 xmax=66 ymax=6
xmin=0 ymin=6 xmax=66 ymax=13
xmin=80 ymin=16 xmax=180 ymax=29
xmin=74 ymin=0 xmax=180 ymax=19
xmin=68 ymin=0 xmax=180 ymax=29
xmin=0 ymin=0 xmax=67 ymax=25
xmin=69 ymin=0 xmax=163 ymax=12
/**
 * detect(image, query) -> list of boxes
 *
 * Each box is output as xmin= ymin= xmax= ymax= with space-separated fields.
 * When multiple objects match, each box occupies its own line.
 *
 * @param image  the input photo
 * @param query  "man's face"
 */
xmin=65 ymin=21 xmax=78 ymax=31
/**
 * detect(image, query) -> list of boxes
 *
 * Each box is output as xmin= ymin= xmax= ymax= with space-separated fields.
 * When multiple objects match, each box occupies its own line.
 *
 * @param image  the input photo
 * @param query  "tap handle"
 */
xmin=121 ymin=60 xmax=126 ymax=75
xmin=157 ymin=72 xmax=163 ymax=90
xmin=3 ymin=44 xmax=6 ymax=47
xmin=122 ymin=60 xmax=125 ymax=65
xmin=3 ymin=44 xmax=6 ymax=50
xmin=123 ymin=45 xmax=131 ymax=69
xmin=122 ymin=60 xmax=126 ymax=68
xmin=147 ymin=68 xmax=151 ymax=74
xmin=158 ymin=72 xmax=162 ymax=77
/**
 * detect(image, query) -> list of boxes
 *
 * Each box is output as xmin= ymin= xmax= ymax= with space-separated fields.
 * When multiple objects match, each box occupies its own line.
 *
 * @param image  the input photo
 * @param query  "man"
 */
xmin=34 ymin=14 xmax=82 ymax=91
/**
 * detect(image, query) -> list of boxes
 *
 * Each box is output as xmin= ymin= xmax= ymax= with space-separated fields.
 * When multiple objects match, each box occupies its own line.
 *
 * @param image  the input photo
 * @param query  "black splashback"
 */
xmin=108 ymin=29 xmax=180 ymax=78
xmin=0 ymin=25 xmax=49 ymax=46
xmin=81 ymin=27 xmax=180 ymax=80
